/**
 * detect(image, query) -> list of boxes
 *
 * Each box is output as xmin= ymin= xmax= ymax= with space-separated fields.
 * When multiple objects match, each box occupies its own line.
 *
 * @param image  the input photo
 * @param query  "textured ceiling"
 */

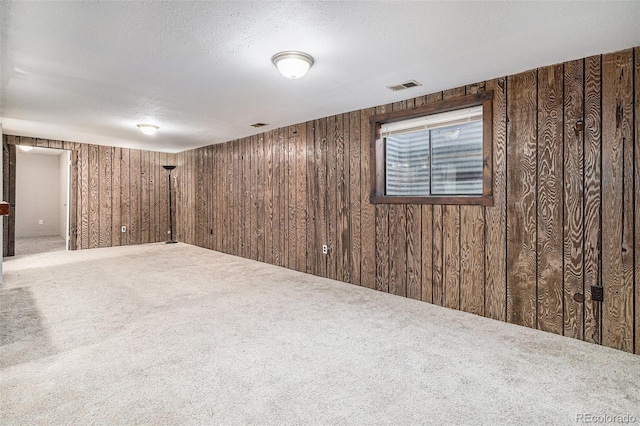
xmin=1 ymin=1 xmax=639 ymax=153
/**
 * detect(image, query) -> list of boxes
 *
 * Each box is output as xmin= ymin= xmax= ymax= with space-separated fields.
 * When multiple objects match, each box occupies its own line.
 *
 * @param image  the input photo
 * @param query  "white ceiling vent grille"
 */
xmin=386 ymin=80 xmax=423 ymax=92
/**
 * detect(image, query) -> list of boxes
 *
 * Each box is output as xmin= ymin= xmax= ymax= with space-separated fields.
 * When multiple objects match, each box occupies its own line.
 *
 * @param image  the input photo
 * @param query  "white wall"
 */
xmin=16 ymin=151 xmax=61 ymax=237
xmin=59 ymin=151 xmax=69 ymax=240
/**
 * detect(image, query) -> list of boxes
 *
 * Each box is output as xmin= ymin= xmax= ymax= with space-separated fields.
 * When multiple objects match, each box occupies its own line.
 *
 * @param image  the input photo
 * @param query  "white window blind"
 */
xmin=384 ymin=106 xmax=483 ymax=197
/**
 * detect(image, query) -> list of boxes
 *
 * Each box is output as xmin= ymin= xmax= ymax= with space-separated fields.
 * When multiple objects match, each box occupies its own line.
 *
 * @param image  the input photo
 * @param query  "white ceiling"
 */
xmin=1 ymin=1 xmax=639 ymax=153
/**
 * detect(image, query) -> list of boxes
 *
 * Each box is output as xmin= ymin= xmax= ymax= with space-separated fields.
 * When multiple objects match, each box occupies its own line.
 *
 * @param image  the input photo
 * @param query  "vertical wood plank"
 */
xmin=388 ymin=203 xmax=407 ymax=297
xmin=601 ymin=49 xmax=634 ymax=352
xmin=537 ymin=64 xmax=564 ymax=334
xmin=460 ymin=84 xmax=486 ymax=315
xmin=274 ymin=129 xmax=284 ymax=266
xmin=360 ymin=108 xmax=376 ymax=289
xmin=99 ymin=146 xmax=113 ymax=248
xmin=140 ymin=151 xmax=150 ymax=244
xmin=112 ymin=148 xmax=121 ymax=246
xmin=149 ymin=151 xmax=157 ymax=243
xmin=432 ymin=204 xmax=444 ymax=306
xmin=483 ymin=77 xmax=508 ymax=321
xmin=315 ymin=118 xmax=328 ymax=277
xmin=584 ymin=55 xmax=602 ymax=344
xmin=338 ymin=113 xmax=351 ymax=283
xmin=129 ymin=149 xmax=141 ymax=245
xmin=195 ymin=150 xmax=202 ymax=247
xmin=563 ymin=59 xmax=585 ymax=339
xmin=406 ymin=203 xmax=421 ymax=300
xmin=506 ymin=70 xmax=538 ymax=328
xmin=295 ymin=123 xmax=307 ymax=272
xmin=88 ymin=145 xmax=100 ymax=249
xmin=264 ymin=132 xmax=274 ymax=264
xmin=248 ymin=137 xmax=257 ymax=259
xmin=80 ymin=144 xmax=89 ymax=249
xmin=635 ymin=47 xmax=640 ymax=355
xmin=281 ymin=128 xmax=289 ymax=267
xmin=634 ymin=46 xmax=640 ymax=355
xmin=120 ymin=149 xmax=130 ymax=246
xmin=389 ymin=100 xmax=408 ymax=298
xmin=460 ymin=204 xmax=484 ymax=315
xmin=287 ymin=126 xmax=297 ymax=269
xmin=305 ymin=121 xmax=316 ymax=274
xmin=244 ymin=139 xmax=253 ymax=259
xmin=326 ymin=114 xmax=338 ymax=280
xmin=256 ymin=135 xmax=265 ymax=262
xmin=374 ymin=104 xmax=391 ymax=293
xmin=349 ymin=110 xmax=362 ymax=285
xmin=236 ymin=141 xmax=244 ymax=256
xmin=442 ymin=203 xmax=460 ymax=309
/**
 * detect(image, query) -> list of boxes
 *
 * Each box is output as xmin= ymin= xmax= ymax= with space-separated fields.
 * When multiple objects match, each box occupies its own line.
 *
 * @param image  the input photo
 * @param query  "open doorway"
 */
xmin=15 ymin=146 xmax=71 ymax=255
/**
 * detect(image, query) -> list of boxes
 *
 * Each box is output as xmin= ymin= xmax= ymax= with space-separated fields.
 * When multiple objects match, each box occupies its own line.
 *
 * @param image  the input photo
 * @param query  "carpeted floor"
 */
xmin=1 ymin=243 xmax=638 ymax=425
xmin=15 ymin=235 xmax=66 ymax=256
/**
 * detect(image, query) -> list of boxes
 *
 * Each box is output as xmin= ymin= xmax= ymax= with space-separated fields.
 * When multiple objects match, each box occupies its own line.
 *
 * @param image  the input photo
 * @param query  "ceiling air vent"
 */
xmin=386 ymin=80 xmax=423 ymax=92
xmin=250 ymin=123 xmax=268 ymax=128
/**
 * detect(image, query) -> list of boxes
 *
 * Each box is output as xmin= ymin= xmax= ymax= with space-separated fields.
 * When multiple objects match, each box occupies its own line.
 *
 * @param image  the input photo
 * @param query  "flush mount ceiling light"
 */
xmin=18 ymin=145 xmax=33 ymax=152
xmin=272 ymin=51 xmax=314 ymax=79
xmin=137 ymin=124 xmax=159 ymax=135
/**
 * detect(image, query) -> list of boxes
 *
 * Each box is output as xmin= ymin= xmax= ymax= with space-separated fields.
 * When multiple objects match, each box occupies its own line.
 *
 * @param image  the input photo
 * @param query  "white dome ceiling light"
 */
xmin=137 ymin=124 xmax=159 ymax=135
xmin=272 ymin=51 xmax=314 ymax=79
xmin=18 ymin=145 xmax=33 ymax=152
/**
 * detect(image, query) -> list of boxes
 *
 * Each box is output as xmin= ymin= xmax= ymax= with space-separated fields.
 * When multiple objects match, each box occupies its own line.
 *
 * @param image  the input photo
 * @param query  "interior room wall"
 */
xmin=174 ymin=46 xmax=640 ymax=355
xmin=16 ymin=151 xmax=60 ymax=237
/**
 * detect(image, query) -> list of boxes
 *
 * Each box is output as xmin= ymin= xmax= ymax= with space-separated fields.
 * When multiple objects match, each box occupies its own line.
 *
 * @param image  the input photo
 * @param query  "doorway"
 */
xmin=15 ymin=146 xmax=71 ymax=255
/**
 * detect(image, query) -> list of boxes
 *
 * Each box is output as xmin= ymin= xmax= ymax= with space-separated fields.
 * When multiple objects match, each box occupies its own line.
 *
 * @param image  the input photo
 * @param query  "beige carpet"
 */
xmin=1 ymin=243 xmax=638 ymax=425
xmin=15 ymin=235 xmax=66 ymax=256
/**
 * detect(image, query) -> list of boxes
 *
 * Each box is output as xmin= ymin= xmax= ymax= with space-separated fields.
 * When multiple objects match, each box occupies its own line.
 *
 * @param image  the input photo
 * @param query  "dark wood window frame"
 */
xmin=370 ymin=91 xmax=493 ymax=205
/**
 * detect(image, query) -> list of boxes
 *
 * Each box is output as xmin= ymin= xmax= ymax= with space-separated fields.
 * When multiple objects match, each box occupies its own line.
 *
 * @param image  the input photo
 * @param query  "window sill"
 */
xmin=370 ymin=195 xmax=493 ymax=206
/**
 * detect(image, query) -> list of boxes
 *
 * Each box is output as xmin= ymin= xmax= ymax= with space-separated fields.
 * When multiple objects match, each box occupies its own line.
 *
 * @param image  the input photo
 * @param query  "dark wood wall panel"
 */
xmin=3 ymin=136 xmax=173 ymax=254
xmin=583 ymin=55 xmax=602 ymax=344
xmin=483 ymin=78 xmax=507 ymax=321
xmin=537 ymin=64 xmax=564 ymax=334
xmin=563 ymin=59 xmax=585 ymax=340
xmin=601 ymin=50 xmax=634 ymax=352
xmin=506 ymin=70 xmax=538 ymax=329
xmin=635 ymin=47 xmax=640 ymax=356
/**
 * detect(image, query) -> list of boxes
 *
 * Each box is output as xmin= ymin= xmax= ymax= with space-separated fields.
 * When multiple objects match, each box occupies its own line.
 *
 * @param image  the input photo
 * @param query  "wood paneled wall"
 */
xmin=2 ymin=135 xmax=175 ymax=254
xmin=175 ymin=47 xmax=639 ymax=354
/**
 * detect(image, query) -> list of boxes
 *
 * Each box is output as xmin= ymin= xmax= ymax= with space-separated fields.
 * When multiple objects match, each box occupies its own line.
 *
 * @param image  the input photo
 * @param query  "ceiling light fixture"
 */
xmin=272 ymin=51 xmax=314 ymax=79
xmin=18 ymin=145 xmax=33 ymax=152
xmin=137 ymin=124 xmax=159 ymax=135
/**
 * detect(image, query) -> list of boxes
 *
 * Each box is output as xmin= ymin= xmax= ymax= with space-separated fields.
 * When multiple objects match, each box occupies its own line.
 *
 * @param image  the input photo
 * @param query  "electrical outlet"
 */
xmin=121 ymin=226 xmax=126 ymax=233
xmin=591 ymin=285 xmax=604 ymax=302
xmin=39 ymin=219 xmax=44 ymax=225
xmin=322 ymin=244 xmax=328 ymax=255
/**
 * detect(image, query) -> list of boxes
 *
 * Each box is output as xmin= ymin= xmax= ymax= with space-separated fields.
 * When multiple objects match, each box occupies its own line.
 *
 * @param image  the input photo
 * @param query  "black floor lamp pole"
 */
xmin=163 ymin=165 xmax=177 ymax=244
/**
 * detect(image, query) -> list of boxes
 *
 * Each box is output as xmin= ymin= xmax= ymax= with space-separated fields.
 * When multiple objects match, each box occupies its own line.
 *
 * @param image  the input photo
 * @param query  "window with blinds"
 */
xmin=370 ymin=90 xmax=493 ymax=205
xmin=384 ymin=106 xmax=483 ymax=197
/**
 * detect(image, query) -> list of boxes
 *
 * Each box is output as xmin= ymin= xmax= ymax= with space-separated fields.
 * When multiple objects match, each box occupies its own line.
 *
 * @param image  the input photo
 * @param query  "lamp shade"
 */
xmin=272 ymin=51 xmax=314 ymax=79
